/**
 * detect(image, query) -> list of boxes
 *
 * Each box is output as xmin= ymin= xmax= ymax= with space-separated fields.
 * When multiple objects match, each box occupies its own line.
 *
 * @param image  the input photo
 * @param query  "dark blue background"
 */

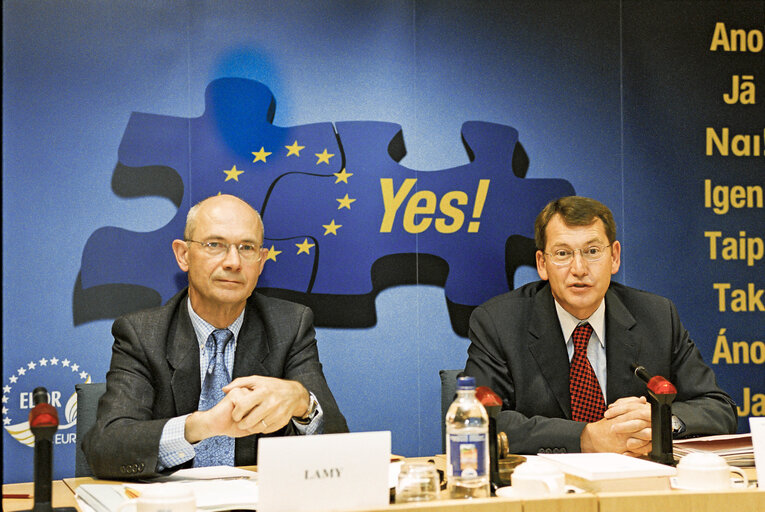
xmin=3 ymin=1 xmax=762 ymax=483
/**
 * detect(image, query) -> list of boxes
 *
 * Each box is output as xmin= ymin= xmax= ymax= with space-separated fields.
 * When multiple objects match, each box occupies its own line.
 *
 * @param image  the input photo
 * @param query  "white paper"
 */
xmin=75 ymin=484 xmax=128 ymax=512
xmin=750 ymin=417 xmax=765 ymax=487
xmin=673 ymin=432 xmax=754 ymax=466
xmin=152 ymin=465 xmax=257 ymax=481
xmin=538 ymin=452 xmax=676 ymax=480
xmin=125 ymin=480 xmax=258 ymax=511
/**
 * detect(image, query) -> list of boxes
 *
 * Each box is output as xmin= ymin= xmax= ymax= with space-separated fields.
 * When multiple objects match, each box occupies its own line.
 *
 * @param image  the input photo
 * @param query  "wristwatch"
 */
xmin=671 ymin=415 xmax=686 ymax=437
xmin=293 ymin=392 xmax=318 ymax=425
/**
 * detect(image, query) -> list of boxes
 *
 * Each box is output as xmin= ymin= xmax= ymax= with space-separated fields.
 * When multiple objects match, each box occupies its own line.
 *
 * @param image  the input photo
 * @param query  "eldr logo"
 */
xmin=3 ymin=355 xmax=90 ymax=447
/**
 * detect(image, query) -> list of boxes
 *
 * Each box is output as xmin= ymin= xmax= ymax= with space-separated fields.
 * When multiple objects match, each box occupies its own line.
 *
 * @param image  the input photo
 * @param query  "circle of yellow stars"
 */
xmin=219 ymin=140 xmax=356 ymax=262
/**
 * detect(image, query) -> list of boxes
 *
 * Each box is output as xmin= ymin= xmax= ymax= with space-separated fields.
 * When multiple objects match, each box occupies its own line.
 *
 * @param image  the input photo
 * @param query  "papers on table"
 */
xmin=537 ymin=453 xmax=676 ymax=492
xmin=151 ymin=465 xmax=257 ymax=481
xmin=750 ymin=418 xmax=765 ymax=485
xmin=76 ymin=484 xmax=127 ymax=512
xmin=673 ymin=433 xmax=754 ymax=467
xmin=75 ymin=467 xmax=258 ymax=512
xmin=538 ymin=453 xmax=676 ymax=480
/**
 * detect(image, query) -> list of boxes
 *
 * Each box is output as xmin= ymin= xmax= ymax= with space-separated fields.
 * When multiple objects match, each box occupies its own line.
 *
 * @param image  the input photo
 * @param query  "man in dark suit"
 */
xmin=465 ymin=196 xmax=736 ymax=455
xmin=84 ymin=194 xmax=347 ymax=478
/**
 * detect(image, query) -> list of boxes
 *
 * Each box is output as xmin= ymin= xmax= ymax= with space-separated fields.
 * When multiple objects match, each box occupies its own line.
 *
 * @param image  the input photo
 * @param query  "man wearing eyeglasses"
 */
xmin=84 ymin=194 xmax=347 ymax=478
xmin=464 ymin=196 xmax=736 ymax=456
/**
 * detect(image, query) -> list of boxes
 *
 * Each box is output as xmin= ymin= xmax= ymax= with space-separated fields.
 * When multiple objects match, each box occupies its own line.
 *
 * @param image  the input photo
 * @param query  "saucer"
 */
xmin=670 ymin=477 xmax=744 ymax=490
xmin=495 ymin=486 xmax=517 ymax=498
xmin=495 ymin=485 xmax=582 ymax=498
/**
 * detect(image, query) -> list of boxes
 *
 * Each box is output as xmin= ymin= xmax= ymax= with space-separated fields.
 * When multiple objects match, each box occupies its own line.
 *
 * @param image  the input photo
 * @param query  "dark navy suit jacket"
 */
xmin=465 ymin=281 xmax=737 ymax=454
xmin=83 ymin=289 xmax=348 ymax=478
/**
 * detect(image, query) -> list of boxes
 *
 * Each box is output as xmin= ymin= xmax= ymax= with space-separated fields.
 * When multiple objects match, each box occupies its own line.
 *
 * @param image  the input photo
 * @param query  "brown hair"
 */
xmin=534 ymin=196 xmax=616 ymax=250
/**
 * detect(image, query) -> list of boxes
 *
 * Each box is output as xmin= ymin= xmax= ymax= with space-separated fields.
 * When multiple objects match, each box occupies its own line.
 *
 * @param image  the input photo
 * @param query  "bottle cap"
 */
xmin=456 ymin=376 xmax=476 ymax=389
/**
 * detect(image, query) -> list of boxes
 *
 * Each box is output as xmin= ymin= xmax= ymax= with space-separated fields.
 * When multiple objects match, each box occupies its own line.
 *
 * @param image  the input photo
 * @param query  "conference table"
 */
xmin=4 ymin=458 xmax=763 ymax=512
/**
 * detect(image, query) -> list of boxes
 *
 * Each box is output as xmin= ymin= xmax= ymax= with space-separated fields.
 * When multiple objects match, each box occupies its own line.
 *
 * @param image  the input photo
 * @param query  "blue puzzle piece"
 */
xmin=78 ymin=78 xmax=574 ymax=334
xmin=80 ymin=78 xmax=341 ymax=302
xmin=260 ymin=120 xmax=574 ymax=306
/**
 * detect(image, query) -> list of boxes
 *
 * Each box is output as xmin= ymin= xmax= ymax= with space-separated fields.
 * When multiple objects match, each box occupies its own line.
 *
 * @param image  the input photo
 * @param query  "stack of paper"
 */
xmin=75 ymin=467 xmax=259 ymax=512
xmin=674 ymin=433 xmax=754 ymax=467
xmin=76 ymin=484 xmax=127 ymax=512
xmin=538 ymin=453 xmax=676 ymax=492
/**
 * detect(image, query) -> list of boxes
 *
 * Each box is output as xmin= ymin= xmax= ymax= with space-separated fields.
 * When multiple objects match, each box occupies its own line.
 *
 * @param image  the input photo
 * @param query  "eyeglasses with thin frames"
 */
xmin=185 ymin=239 xmax=263 ymax=261
xmin=543 ymin=244 xmax=611 ymax=266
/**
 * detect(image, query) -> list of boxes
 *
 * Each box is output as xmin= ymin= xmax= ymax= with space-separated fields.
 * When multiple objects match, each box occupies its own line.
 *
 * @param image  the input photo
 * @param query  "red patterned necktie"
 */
xmin=569 ymin=323 xmax=606 ymax=422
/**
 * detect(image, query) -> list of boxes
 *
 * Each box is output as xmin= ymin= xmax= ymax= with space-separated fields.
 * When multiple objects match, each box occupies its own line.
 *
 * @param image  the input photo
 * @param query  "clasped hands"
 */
xmin=185 ymin=376 xmax=310 ymax=444
xmin=580 ymin=396 xmax=652 ymax=456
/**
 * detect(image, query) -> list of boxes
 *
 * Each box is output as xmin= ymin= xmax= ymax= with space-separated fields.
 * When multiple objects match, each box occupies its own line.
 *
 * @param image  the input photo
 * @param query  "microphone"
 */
xmin=24 ymin=387 xmax=76 ymax=512
xmin=630 ymin=364 xmax=676 ymax=466
xmin=631 ymin=364 xmax=677 ymax=396
xmin=475 ymin=386 xmax=504 ymax=492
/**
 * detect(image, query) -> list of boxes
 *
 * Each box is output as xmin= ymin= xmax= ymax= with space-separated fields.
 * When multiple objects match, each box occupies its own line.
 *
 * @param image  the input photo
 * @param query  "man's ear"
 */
xmin=171 ymin=239 xmax=190 ymax=272
xmin=536 ymin=250 xmax=549 ymax=281
xmin=256 ymin=247 xmax=269 ymax=276
xmin=610 ymin=240 xmax=621 ymax=275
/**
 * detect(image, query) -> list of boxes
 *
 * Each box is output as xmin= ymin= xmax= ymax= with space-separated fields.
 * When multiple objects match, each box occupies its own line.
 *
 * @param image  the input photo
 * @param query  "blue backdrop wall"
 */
xmin=3 ymin=1 xmax=763 ymax=483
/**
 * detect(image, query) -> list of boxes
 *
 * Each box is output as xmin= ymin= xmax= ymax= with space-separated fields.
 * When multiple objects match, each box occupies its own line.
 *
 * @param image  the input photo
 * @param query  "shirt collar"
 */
xmin=186 ymin=297 xmax=245 ymax=350
xmin=554 ymin=298 xmax=606 ymax=347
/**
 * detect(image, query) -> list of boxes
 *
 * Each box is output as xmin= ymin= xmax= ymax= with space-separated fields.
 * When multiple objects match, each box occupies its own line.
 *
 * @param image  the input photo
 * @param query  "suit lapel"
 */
xmin=604 ymin=288 xmax=640 ymax=404
xmin=167 ymin=297 xmax=202 ymax=415
xmin=527 ymin=285 xmax=572 ymax=418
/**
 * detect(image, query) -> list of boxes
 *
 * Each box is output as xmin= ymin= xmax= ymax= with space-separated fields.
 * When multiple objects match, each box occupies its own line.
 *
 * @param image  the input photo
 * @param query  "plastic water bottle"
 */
xmin=445 ymin=376 xmax=490 ymax=498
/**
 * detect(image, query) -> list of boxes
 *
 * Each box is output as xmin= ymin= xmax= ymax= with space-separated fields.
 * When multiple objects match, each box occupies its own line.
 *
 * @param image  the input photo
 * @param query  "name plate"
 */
xmin=257 ymin=431 xmax=391 ymax=512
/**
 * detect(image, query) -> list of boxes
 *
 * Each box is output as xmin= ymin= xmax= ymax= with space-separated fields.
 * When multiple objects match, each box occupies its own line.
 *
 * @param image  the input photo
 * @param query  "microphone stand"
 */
xmin=631 ymin=364 xmax=677 ymax=466
xmin=476 ymin=386 xmax=503 ymax=494
xmin=23 ymin=387 xmax=76 ymax=512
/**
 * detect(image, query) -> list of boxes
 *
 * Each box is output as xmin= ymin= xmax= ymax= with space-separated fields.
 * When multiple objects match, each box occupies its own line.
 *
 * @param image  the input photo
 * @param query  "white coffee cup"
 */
xmin=510 ymin=459 xmax=566 ymax=497
xmin=117 ymin=483 xmax=196 ymax=512
xmin=674 ymin=452 xmax=748 ymax=490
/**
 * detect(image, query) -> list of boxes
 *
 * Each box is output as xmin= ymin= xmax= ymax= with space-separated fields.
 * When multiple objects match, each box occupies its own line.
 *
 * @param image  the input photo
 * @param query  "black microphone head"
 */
xmin=631 ymin=364 xmax=652 ymax=384
xmin=33 ymin=387 xmax=49 ymax=406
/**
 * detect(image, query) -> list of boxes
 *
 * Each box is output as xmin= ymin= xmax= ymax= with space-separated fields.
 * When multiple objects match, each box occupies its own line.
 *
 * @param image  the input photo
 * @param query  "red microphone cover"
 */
xmin=647 ymin=375 xmax=677 ymax=396
xmin=29 ymin=403 xmax=59 ymax=428
xmin=475 ymin=386 xmax=503 ymax=407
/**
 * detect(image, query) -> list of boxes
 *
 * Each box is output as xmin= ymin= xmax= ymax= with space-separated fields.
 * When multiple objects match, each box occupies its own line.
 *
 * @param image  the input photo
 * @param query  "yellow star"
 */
xmin=285 ymin=140 xmax=304 ymax=157
xmin=315 ymin=149 xmax=335 ymax=165
xmin=336 ymin=194 xmax=356 ymax=210
xmin=322 ymin=220 xmax=342 ymax=236
xmin=333 ymin=168 xmax=353 ymax=184
xmin=252 ymin=147 xmax=272 ymax=163
xmin=296 ymin=238 xmax=315 ymax=255
xmin=223 ymin=165 xmax=244 ymax=182
xmin=266 ymin=245 xmax=282 ymax=262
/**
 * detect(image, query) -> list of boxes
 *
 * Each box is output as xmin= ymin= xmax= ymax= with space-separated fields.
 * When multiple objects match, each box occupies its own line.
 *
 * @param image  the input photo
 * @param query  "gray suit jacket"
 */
xmin=464 ymin=281 xmax=737 ymax=454
xmin=83 ymin=289 xmax=348 ymax=479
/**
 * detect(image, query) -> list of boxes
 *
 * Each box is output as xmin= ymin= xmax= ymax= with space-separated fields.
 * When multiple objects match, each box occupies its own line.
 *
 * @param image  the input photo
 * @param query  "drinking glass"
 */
xmin=395 ymin=462 xmax=440 ymax=503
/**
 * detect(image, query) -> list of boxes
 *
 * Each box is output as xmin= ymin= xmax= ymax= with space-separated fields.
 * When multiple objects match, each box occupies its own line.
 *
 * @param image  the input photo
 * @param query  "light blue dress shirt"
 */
xmin=554 ymin=299 xmax=608 ymax=402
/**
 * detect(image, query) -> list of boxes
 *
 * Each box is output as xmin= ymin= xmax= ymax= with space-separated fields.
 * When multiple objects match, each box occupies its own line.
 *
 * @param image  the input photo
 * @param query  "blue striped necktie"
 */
xmin=194 ymin=328 xmax=235 ymax=467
